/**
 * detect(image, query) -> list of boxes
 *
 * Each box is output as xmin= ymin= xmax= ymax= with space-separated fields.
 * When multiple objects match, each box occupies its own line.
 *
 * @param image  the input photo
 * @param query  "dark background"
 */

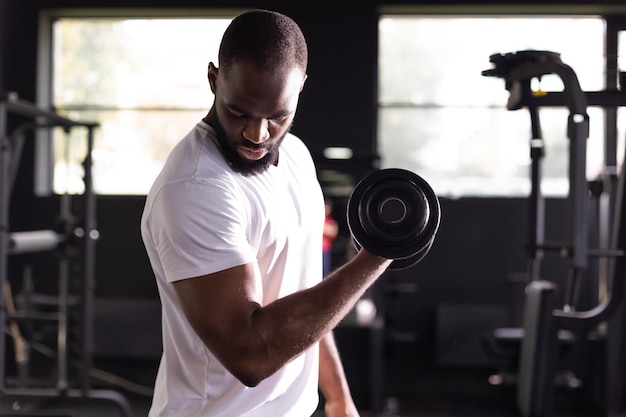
xmin=1 ymin=1 xmax=625 ymax=416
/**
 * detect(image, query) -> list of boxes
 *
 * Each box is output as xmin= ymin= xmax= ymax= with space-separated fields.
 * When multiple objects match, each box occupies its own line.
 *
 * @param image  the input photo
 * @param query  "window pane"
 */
xmin=379 ymin=107 xmax=531 ymax=196
xmin=53 ymin=18 xmax=231 ymax=108
xmin=54 ymin=109 xmax=206 ymax=194
xmin=378 ymin=16 xmax=606 ymax=197
xmin=378 ymin=106 xmax=607 ymax=197
xmin=51 ymin=17 xmax=232 ymax=195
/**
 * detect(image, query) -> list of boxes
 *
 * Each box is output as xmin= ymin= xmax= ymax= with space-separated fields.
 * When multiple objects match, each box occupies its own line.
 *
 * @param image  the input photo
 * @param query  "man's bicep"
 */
xmin=172 ymin=263 xmax=262 ymax=354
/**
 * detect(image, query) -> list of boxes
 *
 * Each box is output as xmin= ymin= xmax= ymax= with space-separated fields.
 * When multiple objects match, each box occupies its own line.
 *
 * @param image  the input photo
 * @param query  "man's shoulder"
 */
xmin=147 ymin=122 xmax=235 ymax=198
xmin=282 ymin=132 xmax=313 ymax=159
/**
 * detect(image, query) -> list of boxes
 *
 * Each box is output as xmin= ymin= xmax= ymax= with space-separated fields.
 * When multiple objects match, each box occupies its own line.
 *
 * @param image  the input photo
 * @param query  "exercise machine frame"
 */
xmin=484 ymin=17 xmax=626 ymax=417
xmin=0 ymin=92 xmax=132 ymax=416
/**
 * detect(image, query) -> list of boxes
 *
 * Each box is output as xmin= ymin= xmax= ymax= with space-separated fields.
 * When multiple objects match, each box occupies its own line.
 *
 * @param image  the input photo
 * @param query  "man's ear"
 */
xmin=208 ymin=62 xmax=219 ymax=94
xmin=300 ymin=74 xmax=308 ymax=93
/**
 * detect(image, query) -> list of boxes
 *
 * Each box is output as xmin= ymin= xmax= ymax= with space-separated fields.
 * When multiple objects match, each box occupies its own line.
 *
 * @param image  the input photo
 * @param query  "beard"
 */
xmin=209 ymin=111 xmax=290 ymax=177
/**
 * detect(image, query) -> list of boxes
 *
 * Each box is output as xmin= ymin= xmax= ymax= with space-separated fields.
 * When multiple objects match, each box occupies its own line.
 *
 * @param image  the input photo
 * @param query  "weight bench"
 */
xmin=485 ymin=286 xmax=580 ymax=395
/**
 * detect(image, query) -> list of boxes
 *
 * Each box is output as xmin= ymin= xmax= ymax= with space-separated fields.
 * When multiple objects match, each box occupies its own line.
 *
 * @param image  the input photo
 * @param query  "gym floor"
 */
xmin=0 ymin=352 xmax=605 ymax=417
xmin=0 ymin=308 xmax=611 ymax=417
xmin=0 ymin=368 xmax=509 ymax=417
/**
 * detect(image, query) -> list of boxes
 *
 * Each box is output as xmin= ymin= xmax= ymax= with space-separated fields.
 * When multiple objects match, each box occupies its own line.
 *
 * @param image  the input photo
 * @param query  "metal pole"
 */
xmin=528 ymin=104 xmax=545 ymax=282
xmin=0 ymin=99 xmax=9 ymax=392
xmin=81 ymin=125 xmax=98 ymax=392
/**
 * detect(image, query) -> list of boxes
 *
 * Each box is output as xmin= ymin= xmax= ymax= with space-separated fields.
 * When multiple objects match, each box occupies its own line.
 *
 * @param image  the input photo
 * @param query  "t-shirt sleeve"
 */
xmin=148 ymin=178 xmax=255 ymax=282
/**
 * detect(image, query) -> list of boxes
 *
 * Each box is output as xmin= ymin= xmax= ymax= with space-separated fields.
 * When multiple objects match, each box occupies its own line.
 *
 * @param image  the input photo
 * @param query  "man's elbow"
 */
xmin=222 ymin=346 xmax=278 ymax=387
xmin=230 ymin=363 xmax=272 ymax=387
xmin=238 ymin=373 xmax=263 ymax=388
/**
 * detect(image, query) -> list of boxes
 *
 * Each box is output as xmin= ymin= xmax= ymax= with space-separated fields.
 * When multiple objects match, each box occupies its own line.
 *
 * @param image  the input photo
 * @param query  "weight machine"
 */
xmin=0 ymin=92 xmax=132 ymax=416
xmin=482 ymin=38 xmax=626 ymax=417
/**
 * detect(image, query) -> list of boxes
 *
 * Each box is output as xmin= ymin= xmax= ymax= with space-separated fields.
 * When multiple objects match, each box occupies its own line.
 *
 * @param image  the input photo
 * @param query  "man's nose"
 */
xmin=243 ymin=118 xmax=270 ymax=144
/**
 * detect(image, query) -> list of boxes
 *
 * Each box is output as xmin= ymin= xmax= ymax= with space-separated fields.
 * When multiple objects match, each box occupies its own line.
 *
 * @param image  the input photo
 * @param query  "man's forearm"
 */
xmin=319 ymin=331 xmax=359 ymax=416
xmin=319 ymin=331 xmax=352 ymax=400
xmin=247 ymin=250 xmax=390 ymax=383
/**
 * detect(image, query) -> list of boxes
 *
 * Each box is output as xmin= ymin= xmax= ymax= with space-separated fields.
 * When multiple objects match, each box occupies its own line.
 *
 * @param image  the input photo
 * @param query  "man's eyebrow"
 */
xmin=268 ymin=110 xmax=294 ymax=119
xmin=227 ymin=103 xmax=293 ymax=119
xmin=226 ymin=103 xmax=246 ymax=114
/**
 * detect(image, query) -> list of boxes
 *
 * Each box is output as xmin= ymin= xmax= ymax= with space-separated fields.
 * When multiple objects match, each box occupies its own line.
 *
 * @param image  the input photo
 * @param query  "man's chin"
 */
xmin=209 ymin=114 xmax=283 ymax=176
xmin=230 ymin=154 xmax=274 ymax=176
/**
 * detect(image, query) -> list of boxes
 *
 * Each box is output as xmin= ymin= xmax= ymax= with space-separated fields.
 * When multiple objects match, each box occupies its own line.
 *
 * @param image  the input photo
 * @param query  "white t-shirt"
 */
xmin=141 ymin=121 xmax=324 ymax=416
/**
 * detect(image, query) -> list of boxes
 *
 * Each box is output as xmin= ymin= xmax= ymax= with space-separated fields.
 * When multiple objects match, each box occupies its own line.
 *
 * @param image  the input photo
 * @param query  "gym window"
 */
xmin=39 ymin=9 xmax=626 ymax=197
xmin=378 ymin=10 xmax=626 ymax=197
xmin=36 ymin=10 xmax=236 ymax=195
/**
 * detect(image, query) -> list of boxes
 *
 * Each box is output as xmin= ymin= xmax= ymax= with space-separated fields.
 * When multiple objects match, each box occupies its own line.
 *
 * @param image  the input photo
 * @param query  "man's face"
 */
xmin=208 ymin=59 xmax=306 ymax=176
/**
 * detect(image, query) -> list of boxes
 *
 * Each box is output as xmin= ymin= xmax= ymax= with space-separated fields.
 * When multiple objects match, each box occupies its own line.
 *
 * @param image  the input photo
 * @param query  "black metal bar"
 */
xmin=56 ymin=258 xmax=69 ymax=391
xmin=567 ymin=111 xmax=590 ymax=271
xmin=505 ymin=90 xmax=626 ymax=108
xmin=0 ymin=92 xmax=97 ymax=129
xmin=0 ymin=99 xmax=10 ymax=392
xmin=517 ymin=280 xmax=559 ymax=417
xmin=80 ymin=125 xmax=98 ymax=392
xmin=563 ymin=110 xmax=590 ymax=311
xmin=528 ymin=105 xmax=545 ymax=282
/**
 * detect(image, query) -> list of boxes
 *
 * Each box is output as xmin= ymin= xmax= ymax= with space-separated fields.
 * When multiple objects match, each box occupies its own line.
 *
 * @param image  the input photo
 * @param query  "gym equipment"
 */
xmin=347 ymin=168 xmax=441 ymax=270
xmin=7 ymin=230 xmax=63 ymax=255
xmin=483 ymin=47 xmax=626 ymax=417
xmin=0 ymin=92 xmax=132 ymax=417
xmin=516 ymin=280 xmax=560 ymax=417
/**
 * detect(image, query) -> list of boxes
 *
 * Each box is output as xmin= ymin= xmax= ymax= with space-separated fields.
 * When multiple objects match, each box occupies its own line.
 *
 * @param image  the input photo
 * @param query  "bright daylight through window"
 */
xmin=46 ymin=14 xmax=625 ymax=196
xmin=48 ymin=17 xmax=232 ymax=194
xmin=378 ymin=16 xmax=626 ymax=197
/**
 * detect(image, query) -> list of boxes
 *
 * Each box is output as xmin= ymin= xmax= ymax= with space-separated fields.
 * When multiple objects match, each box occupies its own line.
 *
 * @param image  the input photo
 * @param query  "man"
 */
xmin=141 ymin=9 xmax=391 ymax=417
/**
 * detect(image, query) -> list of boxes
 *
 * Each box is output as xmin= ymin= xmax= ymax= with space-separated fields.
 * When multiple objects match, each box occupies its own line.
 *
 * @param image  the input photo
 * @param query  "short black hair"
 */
xmin=218 ymin=10 xmax=308 ymax=75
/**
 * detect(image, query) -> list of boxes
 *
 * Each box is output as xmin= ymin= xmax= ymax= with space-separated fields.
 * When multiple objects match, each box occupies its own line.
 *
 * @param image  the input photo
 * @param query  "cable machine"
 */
xmin=0 ymin=92 xmax=132 ymax=416
xmin=482 ymin=17 xmax=626 ymax=417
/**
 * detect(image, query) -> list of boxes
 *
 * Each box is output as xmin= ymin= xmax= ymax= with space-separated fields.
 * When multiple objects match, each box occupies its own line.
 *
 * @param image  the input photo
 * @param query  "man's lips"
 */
xmin=237 ymin=145 xmax=268 ymax=161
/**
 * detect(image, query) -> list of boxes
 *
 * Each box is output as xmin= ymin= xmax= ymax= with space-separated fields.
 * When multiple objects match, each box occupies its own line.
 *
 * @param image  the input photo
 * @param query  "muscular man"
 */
xmin=141 ymin=9 xmax=391 ymax=416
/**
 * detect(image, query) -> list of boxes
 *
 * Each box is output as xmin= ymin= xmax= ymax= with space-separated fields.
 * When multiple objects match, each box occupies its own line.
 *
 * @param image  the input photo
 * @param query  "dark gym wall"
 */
xmin=0 ymin=1 xmax=6 ymax=92
xmin=1 ymin=0 xmax=620 ymax=364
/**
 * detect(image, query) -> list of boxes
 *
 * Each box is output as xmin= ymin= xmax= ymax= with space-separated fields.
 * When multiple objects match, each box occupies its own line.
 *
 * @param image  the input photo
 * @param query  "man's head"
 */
xmin=206 ymin=10 xmax=308 ymax=176
xmin=218 ymin=10 xmax=307 ymax=76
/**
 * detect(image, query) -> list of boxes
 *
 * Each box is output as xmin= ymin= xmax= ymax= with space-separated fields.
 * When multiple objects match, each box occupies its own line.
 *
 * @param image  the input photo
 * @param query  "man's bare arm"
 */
xmin=319 ymin=331 xmax=359 ymax=416
xmin=172 ymin=249 xmax=391 ymax=386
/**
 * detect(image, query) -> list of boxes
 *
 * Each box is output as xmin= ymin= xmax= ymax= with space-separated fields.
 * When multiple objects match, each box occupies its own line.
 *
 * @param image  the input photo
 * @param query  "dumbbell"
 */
xmin=347 ymin=168 xmax=441 ymax=270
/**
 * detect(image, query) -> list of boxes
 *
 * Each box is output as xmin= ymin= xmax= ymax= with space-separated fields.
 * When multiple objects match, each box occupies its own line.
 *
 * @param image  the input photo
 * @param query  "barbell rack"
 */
xmin=0 ymin=91 xmax=132 ymax=416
